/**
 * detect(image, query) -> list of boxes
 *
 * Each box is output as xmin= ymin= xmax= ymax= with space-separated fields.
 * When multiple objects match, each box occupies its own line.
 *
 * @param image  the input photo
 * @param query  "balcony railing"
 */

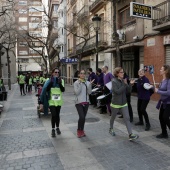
xmin=152 ymin=1 xmax=170 ymax=31
xmin=76 ymin=33 xmax=108 ymax=54
xmin=89 ymin=0 xmax=107 ymax=13
xmin=77 ymin=5 xmax=89 ymax=23
xmin=70 ymin=0 xmax=76 ymax=6
xmin=52 ymin=11 xmax=58 ymax=18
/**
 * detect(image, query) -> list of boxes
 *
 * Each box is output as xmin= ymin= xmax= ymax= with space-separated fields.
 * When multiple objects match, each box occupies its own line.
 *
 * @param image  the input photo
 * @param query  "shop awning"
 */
xmin=104 ymin=42 xmax=144 ymax=53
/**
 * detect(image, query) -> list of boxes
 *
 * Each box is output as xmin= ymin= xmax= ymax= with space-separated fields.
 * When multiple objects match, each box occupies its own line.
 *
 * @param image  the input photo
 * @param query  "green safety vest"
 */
xmin=40 ymin=77 xmax=44 ymax=83
xmin=48 ymin=79 xmax=64 ymax=107
xmin=33 ymin=77 xmax=36 ymax=83
xmin=29 ymin=78 xmax=33 ymax=85
xmin=19 ymin=75 xmax=25 ymax=84
xmin=36 ymin=76 xmax=39 ymax=81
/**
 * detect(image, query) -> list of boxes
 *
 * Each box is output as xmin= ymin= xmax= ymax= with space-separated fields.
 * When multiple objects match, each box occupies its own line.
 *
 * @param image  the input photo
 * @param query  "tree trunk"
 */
xmin=6 ymin=49 xmax=11 ymax=90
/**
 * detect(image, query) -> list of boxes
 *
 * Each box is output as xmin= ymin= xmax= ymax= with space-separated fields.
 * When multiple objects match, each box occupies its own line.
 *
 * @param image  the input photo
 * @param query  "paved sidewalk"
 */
xmin=0 ymin=84 xmax=170 ymax=170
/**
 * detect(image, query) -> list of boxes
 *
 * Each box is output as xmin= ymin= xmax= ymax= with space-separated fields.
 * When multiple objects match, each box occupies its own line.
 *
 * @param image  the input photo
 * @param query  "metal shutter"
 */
xmin=166 ymin=46 xmax=170 ymax=65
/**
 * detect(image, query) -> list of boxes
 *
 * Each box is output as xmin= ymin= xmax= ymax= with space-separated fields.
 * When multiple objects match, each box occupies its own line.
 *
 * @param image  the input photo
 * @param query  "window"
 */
xmin=54 ymin=5 xmax=59 ymax=12
xmin=30 ymin=17 xmax=41 ymax=22
xmin=19 ymin=17 xmax=27 ymax=22
xmin=19 ymin=42 xmax=27 ymax=46
xmin=18 ymin=1 xmax=27 ymax=5
xmin=18 ymin=9 xmax=27 ymax=14
xmin=53 ymin=21 xmax=58 ymax=28
xmin=119 ymin=6 xmax=135 ymax=27
xmin=34 ymin=58 xmax=41 ymax=63
xmin=29 ymin=23 xmax=40 ymax=29
xmin=19 ymin=26 xmax=28 ymax=30
xmin=19 ymin=51 xmax=28 ymax=55
xmin=20 ymin=59 xmax=29 ymax=63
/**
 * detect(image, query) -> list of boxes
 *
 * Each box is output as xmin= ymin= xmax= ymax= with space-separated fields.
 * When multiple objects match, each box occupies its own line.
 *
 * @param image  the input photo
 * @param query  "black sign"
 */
xmin=130 ymin=2 xmax=152 ymax=20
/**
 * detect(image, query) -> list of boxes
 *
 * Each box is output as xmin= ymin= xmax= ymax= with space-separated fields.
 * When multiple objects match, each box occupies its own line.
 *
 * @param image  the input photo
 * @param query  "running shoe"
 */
xmin=56 ymin=128 xmax=61 ymax=135
xmin=109 ymin=128 xmax=115 ymax=136
xmin=129 ymin=134 xmax=139 ymax=141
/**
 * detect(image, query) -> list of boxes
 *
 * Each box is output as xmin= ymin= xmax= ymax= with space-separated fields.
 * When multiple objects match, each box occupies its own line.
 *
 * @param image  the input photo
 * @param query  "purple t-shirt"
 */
xmin=104 ymin=72 xmax=114 ymax=85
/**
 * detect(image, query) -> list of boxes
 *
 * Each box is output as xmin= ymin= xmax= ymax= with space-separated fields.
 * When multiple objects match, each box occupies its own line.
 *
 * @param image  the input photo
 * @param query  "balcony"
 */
xmin=76 ymin=33 xmax=108 ymax=54
xmin=52 ymin=11 xmax=58 ymax=19
xmin=152 ymin=1 xmax=170 ymax=31
xmin=89 ymin=0 xmax=107 ymax=13
xmin=77 ymin=5 xmax=89 ymax=23
xmin=51 ymin=28 xmax=58 ymax=37
xmin=70 ymin=0 xmax=76 ymax=6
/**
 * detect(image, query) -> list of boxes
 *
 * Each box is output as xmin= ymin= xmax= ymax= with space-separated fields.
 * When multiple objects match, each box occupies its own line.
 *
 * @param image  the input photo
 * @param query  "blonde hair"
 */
xmin=113 ymin=67 xmax=123 ymax=77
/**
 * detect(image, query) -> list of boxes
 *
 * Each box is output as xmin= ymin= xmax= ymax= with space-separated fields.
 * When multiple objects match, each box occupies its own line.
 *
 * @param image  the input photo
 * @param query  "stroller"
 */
xmin=36 ymin=83 xmax=43 ymax=118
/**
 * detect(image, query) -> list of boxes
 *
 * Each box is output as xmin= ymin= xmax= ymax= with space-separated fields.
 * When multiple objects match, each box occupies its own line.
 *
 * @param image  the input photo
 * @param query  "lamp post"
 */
xmin=16 ymin=59 xmax=20 ymax=75
xmin=54 ymin=45 xmax=61 ymax=68
xmin=92 ymin=14 xmax=101 ymax=71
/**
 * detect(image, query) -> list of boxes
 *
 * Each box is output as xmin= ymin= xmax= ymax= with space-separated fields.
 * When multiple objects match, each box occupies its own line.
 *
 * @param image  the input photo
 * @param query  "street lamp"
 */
xmin=54 ymin=45 xmax=61 ymax=68
xmin=92 ymin=14 xmax=101 ymax=71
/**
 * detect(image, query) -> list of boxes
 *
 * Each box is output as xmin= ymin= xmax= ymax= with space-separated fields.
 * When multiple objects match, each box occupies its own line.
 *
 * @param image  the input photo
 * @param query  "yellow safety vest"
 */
xmin=29 ymin=78 xmax=32 ymax=85
xmin=48 ymin=79 xmax=64 ymax=106
xmin=19 ymin=75 xmax=25 ymax=84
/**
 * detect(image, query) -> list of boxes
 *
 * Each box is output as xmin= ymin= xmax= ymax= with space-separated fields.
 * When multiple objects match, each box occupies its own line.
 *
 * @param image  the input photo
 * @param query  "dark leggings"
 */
xmin=75 ymin=104 xmax=89 ymax=130
xmin=20 ymin=84 xmax=25 ymax=95
xmin=49 ymin=106 xmax=61 ymax=129
xmin=137 ymin=99 xmax=150 ymax=124
xmin=159 ymin=104 xmax=170 ymax=135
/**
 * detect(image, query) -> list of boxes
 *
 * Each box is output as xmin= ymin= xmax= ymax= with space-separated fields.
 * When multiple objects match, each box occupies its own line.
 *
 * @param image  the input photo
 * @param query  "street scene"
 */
xmin=0 ymin=0 xmax=170 ymax=169
xmin=0 ymin=84 xmax=170 ymax=170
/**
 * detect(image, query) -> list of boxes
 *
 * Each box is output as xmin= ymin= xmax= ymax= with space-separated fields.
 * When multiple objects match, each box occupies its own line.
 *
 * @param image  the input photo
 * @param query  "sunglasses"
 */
xmin=54 ymin=71 xmax=59 ymax=73
xmin=80 ymin=72 xmax=85 ymax=74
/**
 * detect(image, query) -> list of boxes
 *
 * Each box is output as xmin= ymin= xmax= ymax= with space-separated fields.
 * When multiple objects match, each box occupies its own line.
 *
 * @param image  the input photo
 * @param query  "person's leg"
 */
xmin=127 ymin=95 xmax=133 ymax=122
xmin=110 ymin=107 xmax=119 ymax=135
xmin=55 ymin=106 xmax=61 ymax=134
xmin=75 ymin=104 xmax=85 ymax=130
xmin=164 ymin=104 xmax=170 ymax=130
xmin=49 ymin=106 xmax=56 ymax=137
xmin=121 ymin=106 xmax=132 ymax=135
xmin=75 ymin=104 xmax=85 ymax=137
xmin=157 ymin=105 xmax=168 ymax=138
xmin=20 ymin=84 xmax=22 ymax=95
xmin=81 ymin=104 xmax=89 ymax=130
xmin=141 ymin=100 xmax=150 ymax=130
xmin=23 ymin=84 xmax=26 ymax=95
xmin=136 ymin=99 xmax=144 ymax=125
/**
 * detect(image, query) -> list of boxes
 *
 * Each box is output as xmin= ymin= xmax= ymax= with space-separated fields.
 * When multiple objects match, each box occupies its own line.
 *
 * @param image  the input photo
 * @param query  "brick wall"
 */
xmin=144 ymin=35 xmax=165 ymax=100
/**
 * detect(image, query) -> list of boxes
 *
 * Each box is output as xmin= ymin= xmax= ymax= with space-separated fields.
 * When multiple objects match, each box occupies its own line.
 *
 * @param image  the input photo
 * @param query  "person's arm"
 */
xmin=59 ymin=79 xmax=65 ymax=92
xmin=74 ymin=80 xmax=82 ymax=95
xmin=157 ymin=80 xmax=170 ymax=96
xmin=87 ymin=81 xmax=92 ymax=94
xmin=112 ymin=80 xmax=126 ymax=95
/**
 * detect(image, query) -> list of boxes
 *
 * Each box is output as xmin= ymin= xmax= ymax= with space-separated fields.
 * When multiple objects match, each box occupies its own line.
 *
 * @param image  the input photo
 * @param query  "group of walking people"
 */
xmin=37 ymin=64 xmax=170 ymax=141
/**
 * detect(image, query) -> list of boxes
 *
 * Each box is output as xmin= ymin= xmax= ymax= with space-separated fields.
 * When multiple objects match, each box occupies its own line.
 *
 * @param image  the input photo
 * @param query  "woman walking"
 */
xmin=40 ymin=68 xmax=65 ymax=137
xmin=109 ymin=67 xmax=139 ymax=141
xmin=155 ymin=65 xmax=170 ymax=138
xmin=74 ymin=69 xmax=92 ymax=138
xmin=135 ymin=69 xmax=151 ymax=131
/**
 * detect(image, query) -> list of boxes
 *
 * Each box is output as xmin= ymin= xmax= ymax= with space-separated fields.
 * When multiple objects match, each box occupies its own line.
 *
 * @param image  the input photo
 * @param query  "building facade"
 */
xmin=15 ymin=0 xmax=43 ymax=74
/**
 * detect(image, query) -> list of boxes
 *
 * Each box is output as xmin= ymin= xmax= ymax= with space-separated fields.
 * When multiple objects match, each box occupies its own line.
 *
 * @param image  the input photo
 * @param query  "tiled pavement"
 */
xmin=0 ymin=84 xmax=170 ymax=170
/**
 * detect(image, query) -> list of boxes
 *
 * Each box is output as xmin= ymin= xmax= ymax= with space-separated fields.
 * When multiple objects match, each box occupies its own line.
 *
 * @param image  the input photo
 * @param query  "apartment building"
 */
xmin=16 ymin=0 xmax=43 ymax=73
xmin=66 ymin=0 xmax=113 ymax=79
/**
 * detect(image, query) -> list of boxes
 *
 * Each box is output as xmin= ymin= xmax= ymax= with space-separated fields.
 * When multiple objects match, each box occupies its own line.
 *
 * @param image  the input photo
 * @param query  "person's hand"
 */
xmin=155 ymin=88 xmax=158 ymax=93
xmin=130 ymin=79 xmax=135 ymax=85
xmin=90 ymin=79 xmax=95 ymax=84
xmin=124 ymin=78 xmax=127 ymax=84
